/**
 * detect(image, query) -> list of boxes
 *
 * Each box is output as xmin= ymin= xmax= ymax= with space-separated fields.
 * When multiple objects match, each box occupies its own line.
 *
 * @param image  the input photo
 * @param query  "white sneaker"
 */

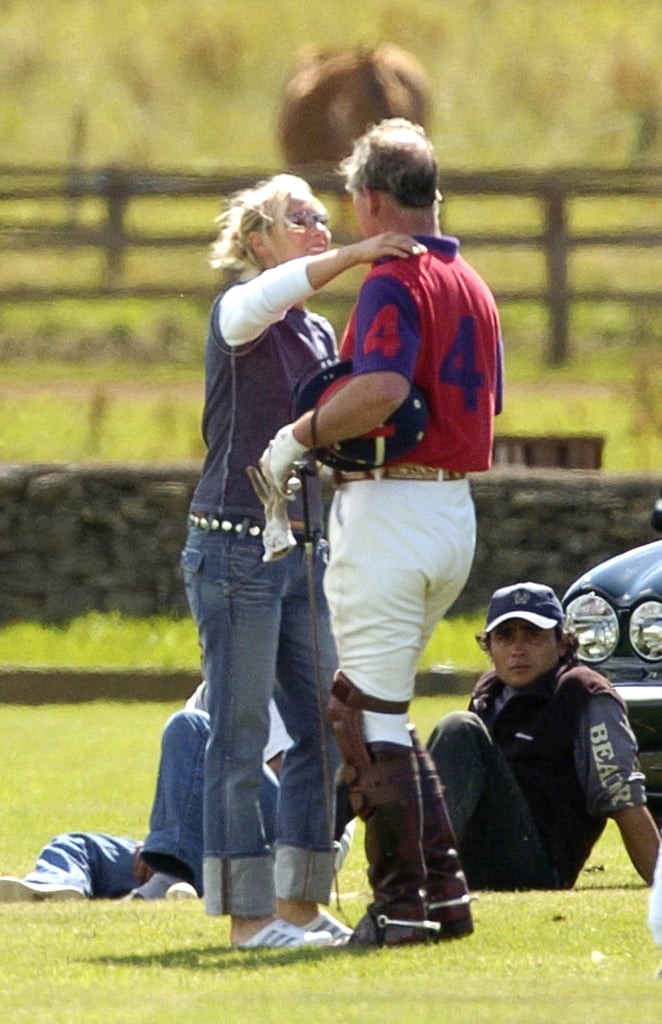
xmin=0 ymin=876 xmax=85 ymax=902
xmin=165 ymin=881 xmax=198 ymax=900
xmin=304 ymin=910 xmax=353 ymax=944
xmin=237 ymin=917 xmax=334 ymax=949
xmin=128 ymin=871 xmax=192 ymax=900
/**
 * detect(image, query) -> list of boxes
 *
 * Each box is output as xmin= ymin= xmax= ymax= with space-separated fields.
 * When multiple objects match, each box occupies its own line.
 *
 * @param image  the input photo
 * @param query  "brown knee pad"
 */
xmin=328 ymin=671 xmax=409 ymax=821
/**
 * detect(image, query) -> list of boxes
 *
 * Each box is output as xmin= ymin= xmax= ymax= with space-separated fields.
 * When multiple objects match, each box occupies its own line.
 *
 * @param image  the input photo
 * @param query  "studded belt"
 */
xmin=188 ymin=514 xmax=265 ymax=537
xmin=188 ymin=513 xmax=313 ymax=539
xmin=333 ymin=465 xmax=466 ymax=484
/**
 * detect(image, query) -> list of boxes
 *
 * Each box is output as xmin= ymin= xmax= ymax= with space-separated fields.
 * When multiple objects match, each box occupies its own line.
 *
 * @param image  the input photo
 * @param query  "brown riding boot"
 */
xmin=409 ymin=727 xmax=473 ymax=940
xmin=349 ymin=743 xmax=432 ymax=948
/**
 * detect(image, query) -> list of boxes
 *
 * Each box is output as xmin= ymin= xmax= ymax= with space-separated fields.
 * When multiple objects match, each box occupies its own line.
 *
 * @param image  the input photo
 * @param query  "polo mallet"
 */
xmin=292 ymin=459 xmax=340 ymax=897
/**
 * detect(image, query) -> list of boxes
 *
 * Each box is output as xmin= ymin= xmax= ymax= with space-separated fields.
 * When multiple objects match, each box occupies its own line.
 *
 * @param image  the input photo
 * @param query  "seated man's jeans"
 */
xmin=427 ymin=711 xmax=558 ymax=890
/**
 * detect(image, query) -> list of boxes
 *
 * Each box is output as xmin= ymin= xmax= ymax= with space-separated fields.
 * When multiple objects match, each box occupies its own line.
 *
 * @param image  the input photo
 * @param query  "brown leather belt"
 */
xmin=333 ymin=464 xmax=466 ymax=484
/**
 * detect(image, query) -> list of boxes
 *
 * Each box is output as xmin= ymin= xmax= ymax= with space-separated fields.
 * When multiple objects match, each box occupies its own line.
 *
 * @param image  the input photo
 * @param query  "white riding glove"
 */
xmin=259 ymin=424 xmax=308 ymax=499
xmin=245 ymin=465 xmax=297 ymax=562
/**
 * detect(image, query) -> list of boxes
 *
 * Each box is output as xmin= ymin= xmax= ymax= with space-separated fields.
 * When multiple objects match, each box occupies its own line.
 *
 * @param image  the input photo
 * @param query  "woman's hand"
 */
xmin=346 ymin=232 xmax=427 ymax=264
xmin=304 ymin=233 xmax=426 ymax=291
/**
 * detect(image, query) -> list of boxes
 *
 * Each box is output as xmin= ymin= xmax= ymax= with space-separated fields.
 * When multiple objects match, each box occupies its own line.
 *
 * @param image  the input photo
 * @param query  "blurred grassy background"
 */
xmin=0 ymin=0 xmax=660 ymax=365
xmin=3 ymin=343 xmax=662 ymax=470
xmin=0 ymin=609 xmax=489 ymax=673
xmin=3 ymin=0 xmax=660 ymax=169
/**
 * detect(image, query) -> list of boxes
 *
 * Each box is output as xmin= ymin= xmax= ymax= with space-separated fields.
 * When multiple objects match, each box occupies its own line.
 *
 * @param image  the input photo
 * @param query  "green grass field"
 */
xmin=0 ymin=608 xmax=488 ymax=676
xmin=0 ymin=697 xmax=660 ymax=1024
xmin=3 ymin=0 xmax=660 ymax=169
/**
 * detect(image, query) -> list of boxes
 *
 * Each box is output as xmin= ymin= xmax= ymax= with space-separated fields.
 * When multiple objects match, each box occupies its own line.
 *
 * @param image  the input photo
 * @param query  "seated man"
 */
xmin=427 ymin=581 xmax=660 ymax=891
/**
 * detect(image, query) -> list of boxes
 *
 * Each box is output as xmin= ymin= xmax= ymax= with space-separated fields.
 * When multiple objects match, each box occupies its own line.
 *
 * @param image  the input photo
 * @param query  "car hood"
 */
xmin=563 ymin=540 xmax=662 ymax=608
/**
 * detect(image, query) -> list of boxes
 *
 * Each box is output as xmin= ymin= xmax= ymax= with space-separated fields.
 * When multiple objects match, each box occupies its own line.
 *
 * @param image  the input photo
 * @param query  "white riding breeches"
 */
xmin=324 ymin=477 xmax=476 ymax=743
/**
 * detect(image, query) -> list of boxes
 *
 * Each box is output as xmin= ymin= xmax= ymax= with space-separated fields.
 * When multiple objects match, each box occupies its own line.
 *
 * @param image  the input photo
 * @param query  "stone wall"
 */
xmin=1 ymin=462 xmax=660 ymax=625
xmin=463 ymin=466 xmax=662 ymax=612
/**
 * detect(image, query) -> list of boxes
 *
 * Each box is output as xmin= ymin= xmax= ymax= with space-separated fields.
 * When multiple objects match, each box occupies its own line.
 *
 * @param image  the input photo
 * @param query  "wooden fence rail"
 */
xmin=0 ymin=164 xmax=660 ymax=363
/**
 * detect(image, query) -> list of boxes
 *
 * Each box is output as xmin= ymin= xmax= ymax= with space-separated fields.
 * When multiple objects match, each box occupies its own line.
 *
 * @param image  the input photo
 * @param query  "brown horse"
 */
xmin=276 ymin=45 xmax=432 ymax=167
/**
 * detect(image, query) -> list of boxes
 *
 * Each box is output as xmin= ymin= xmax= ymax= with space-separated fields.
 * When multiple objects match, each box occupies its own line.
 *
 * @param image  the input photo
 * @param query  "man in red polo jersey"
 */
xmin=259 ymin=118 xmax=504 ymax=946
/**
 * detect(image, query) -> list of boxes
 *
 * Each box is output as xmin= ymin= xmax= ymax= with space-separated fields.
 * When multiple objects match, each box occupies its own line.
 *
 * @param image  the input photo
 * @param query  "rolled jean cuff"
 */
xmin=203 ymin=854 xmax=275 ymax=918
xmin=275 ymin=845 xmax=335 ymax=903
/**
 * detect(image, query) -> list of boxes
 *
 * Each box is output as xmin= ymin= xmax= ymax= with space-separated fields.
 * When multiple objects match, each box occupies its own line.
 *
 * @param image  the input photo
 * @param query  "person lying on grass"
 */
xmin=0 ymin=685 xmax=354 ymax=918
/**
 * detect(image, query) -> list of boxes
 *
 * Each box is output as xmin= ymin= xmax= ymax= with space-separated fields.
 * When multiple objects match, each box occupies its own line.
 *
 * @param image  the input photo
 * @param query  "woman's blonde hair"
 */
xmin=209 ymin=173 xmax=316 ymax=286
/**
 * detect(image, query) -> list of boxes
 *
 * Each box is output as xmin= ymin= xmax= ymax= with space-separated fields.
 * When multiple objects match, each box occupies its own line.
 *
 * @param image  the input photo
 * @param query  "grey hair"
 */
xmin=339 ymin=117 xmax=440 ymax=209
xmin=209 ymin=174 xmax=316 ymax=286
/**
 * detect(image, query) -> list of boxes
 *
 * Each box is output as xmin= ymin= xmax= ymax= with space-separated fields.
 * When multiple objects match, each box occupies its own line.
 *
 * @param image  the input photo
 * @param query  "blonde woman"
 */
xmin=181 ymin=173 xmax=420 ymax=949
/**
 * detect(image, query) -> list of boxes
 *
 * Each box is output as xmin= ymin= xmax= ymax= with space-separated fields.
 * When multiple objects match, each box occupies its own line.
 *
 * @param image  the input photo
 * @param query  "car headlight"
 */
xmin=564 ymin=593 xmax=619 ymax=662
xmin=630 ymin=601 xmax=662 ymax=661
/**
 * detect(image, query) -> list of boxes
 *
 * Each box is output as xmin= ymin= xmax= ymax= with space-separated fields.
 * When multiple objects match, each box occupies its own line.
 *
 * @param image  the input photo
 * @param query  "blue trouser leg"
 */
xmin=141 ymin=709 xmax=209 ymax=894
xmin=140 ymin=705 xmax=282 ymax=898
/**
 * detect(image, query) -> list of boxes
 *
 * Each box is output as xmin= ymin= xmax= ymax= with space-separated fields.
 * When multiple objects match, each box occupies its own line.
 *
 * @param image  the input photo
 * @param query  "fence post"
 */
xmin=542 ymin=184 xmax=569 ymax=365
xmin=102 ymin=165 xmax=130 ymax=287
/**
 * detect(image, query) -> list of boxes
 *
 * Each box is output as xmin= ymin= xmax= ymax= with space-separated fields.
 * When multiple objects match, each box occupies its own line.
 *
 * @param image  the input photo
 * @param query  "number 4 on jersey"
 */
xmin=439 ymin=316 xmax=484 ymax=411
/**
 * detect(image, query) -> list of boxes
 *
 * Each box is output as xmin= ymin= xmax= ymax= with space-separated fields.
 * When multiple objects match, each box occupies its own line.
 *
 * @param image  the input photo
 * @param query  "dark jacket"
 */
xmin=469 ymin=659 xmax=627 ymax=887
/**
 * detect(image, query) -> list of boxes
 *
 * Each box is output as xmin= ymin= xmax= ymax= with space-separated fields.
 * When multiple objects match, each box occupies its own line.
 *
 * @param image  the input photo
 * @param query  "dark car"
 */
xmin=562 ymin=539 xmax=662 ymax=817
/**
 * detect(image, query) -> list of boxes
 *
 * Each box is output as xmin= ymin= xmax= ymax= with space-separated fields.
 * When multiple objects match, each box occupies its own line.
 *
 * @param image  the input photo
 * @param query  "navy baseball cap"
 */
xmin=485 ymin=582 xmax=564 ymax=633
